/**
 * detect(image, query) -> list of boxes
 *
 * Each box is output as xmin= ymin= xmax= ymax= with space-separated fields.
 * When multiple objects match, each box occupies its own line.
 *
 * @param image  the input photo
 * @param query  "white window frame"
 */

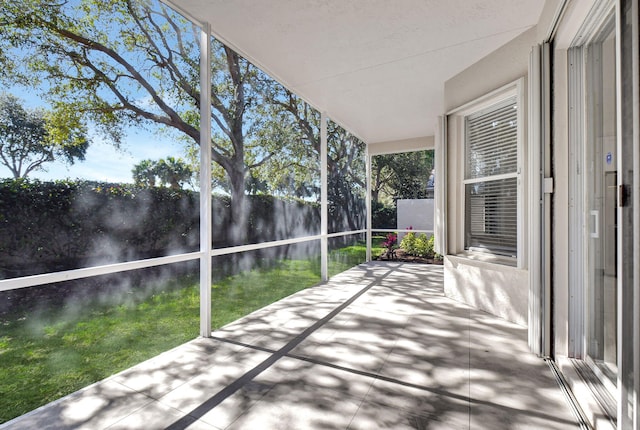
xmin=447 ymin=79 xmax=525 ymax=268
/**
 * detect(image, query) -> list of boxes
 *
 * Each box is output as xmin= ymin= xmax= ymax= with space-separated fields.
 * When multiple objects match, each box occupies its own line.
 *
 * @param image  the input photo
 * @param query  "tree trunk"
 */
xmin=228 ymin=165 xmax=248 ymax=246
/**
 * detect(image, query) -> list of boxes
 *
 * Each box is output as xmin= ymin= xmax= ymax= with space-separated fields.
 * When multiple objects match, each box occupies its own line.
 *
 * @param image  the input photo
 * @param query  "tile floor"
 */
xmin=1 ymin=262 xmax=580 ymax=429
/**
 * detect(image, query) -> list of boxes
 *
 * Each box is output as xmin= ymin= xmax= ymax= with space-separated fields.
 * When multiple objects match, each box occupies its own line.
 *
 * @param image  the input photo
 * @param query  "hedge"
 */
xmin=0 ymin=179 xmax=320 ymax=279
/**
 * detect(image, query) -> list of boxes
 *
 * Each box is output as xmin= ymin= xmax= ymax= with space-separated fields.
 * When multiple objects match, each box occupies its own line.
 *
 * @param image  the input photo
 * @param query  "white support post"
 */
xmin=199 ymin=24 xmax=212 ymax=338
xmin=434 ymin=115 xmax=448 ymax=256
xmin=632 ymin=0 xmax=640 ymax=426
xmin=320 ymin=112 xmax=329 ymax=281
xmin=365 ymin=147 xmax=372 ymax=262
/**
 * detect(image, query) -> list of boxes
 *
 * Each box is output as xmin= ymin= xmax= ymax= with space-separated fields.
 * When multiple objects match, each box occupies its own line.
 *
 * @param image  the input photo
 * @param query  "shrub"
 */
xmin=430 ymin=234 xmax=443 ymax=260
xmin=0 ymin=179 xmax=320 ymax=278
xmin=400 ymin=231 xmax=417 ymax=255
xmin=371 ymin=201 xmax=396 ymax=229
xmin=400 ymin=232 xmax=438 ymax=259
xmin=414 ymin=233 xmax=433 ymax=258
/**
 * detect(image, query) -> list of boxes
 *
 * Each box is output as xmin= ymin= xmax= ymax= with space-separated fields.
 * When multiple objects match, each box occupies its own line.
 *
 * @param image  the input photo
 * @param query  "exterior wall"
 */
xmin=368 ymin=136 xmax=434 ymax=156
xmin=444 ymin=256 xmax=528 ymax=325
xmin=441 ymin=0 xmax=639 ymax=427
xmin=443 ymin=30 xmax=533 ymax=327
xmin=444 ymin=27 xmax=536 ymax=112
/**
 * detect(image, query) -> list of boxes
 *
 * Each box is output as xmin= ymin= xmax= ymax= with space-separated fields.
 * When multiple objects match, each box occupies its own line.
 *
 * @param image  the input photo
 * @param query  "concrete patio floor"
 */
xmin=1 ymin=262 xmax=580 ymax=429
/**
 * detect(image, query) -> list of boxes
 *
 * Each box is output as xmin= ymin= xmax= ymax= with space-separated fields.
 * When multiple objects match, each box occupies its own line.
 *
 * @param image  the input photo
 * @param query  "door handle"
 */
xmin=590 ymin=210 xmax=599 ymax=238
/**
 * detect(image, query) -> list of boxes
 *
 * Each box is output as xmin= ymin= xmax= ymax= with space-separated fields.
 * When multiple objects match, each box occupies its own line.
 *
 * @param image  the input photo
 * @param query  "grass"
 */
xmin=0 ymin=242 xmax=380 ymax=424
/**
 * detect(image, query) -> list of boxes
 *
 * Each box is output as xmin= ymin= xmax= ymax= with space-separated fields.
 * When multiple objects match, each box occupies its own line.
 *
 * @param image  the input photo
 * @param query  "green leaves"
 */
xmin=131 ymin=156 xmax=193 ymax=189
xmin=0 ymin=93 xmax=89 ymax=178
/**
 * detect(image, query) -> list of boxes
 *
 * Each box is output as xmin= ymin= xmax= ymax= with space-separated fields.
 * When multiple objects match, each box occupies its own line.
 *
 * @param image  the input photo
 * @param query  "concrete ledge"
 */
xmin=444 ymin=255 xmax=528 ymax=326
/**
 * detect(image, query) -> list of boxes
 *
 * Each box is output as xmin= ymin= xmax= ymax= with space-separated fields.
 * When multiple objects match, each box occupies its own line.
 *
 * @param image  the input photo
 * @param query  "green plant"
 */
xmin=428 ymin=235 xmax=443 ymax=260
xmin=414 ymin=233 xmax=433 ymax=258
xmin=400 ymin=231 xmax=416 ymax=255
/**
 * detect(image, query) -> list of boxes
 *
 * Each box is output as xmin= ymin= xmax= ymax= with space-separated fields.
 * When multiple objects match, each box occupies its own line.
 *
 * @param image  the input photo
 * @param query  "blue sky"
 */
xmin=0 ymin=85 xmax=193 ymax=183
xmin=0 ymin=0 xmax=199 ymax=183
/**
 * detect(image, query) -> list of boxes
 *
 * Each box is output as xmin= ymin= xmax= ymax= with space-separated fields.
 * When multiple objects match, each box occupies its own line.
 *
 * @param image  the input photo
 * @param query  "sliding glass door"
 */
xmin=584 ymin=17 xmax=617 ymax=386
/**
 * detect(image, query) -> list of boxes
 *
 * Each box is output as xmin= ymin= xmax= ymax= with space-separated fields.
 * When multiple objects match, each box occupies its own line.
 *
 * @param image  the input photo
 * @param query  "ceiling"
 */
xmin=174 ymin=0 xmax=545 ymax=144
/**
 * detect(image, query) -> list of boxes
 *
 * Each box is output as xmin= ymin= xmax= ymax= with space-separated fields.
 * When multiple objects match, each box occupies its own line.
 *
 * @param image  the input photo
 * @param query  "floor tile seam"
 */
xmin=102 ymin=397 xmax=182 ymax=430
xmin=345 ymin=381 xmax=376 ymax=430
xmin=193 ymin=381 xmax=276 ymax=430
xmin=283 ymin=351 xmax=457 ymax=400
xmin=130 ymin=346 xmax=254 ymax=400
xmin=359 ymin=381 xmax=471 ymax=423
xmin=280 ymin=352 xmax=380 ymax=395
xmin=162 ymin=267 xmax=399 ymax=430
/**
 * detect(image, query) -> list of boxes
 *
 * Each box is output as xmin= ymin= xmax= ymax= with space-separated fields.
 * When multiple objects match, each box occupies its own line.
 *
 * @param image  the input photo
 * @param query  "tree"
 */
xmin=0 ymin=93 xmax=88 ymax=178
xmin=155 ymin=157 xmax=192 ymax=190
xmin=371 ymin=155 xmax=395 ymax=205
xmin=132 ymin=157 xmax=193 ymax=189
xmin=371 ymin=151 xmax=434 ymax=204
xmin=261 ymin=83 xmax=366 ymax=230
xmin=1 ymin=0 xmax=281 ymax=242
xmin=389 ymin=151 xmax=434 ymax=199
xmin=132 ymin=159 xmax=158 ymax=187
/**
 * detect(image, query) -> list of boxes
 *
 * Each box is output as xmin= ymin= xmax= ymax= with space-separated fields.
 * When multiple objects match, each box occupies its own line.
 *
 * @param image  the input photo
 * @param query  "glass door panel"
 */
xmin=585 ymin=22 xmax=617 ymax=386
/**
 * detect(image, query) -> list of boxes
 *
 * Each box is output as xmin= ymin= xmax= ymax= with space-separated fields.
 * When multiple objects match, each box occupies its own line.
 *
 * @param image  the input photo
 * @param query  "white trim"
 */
xmin=448 ymin=78 xmax=525 ymax=266
xmin=199 ymin=23 xmax=213 ymax=337
xmin=434 ymin=115 xmax=448 ymax=256
xmin=528 ymin=42 xmax=553 ymax=356
xmin=327 ymin=230 xmax=366 ymax=239
xmin=630 ymin=0 xmax=640 ymax=426
xmin=372 ymin=229 xmax=434 ymax=235
xmin=447 ymin=80 xmax=523 ymax=117
xmin=615 ymin=1 xmax=625 ymax=423
xmin=567 ymin=45 xmax=586 ymax=358
xmin=0 ymin=252 xmax=203 ymax=293
xmin=516 ymin=78 xmax=526 ymax=270
xmin=529 ymin=44 xmax=543 ymax=355
xmin=462 ymin=172 xmax=518 ymax=185
xmin=209 ymin=231 xmax=367 ymax=257
xmin=543 ymin=0 xmax=571 ymax=42
xmin=0 ymin=229 xmax=368 ymax=293
xmin=542 ymin=41 xmax=553 ymax=358
xmin=366 ymin=148 xmax=372 ymax=262
xmin=570 ymin=0 xmax=616 ymax=47
xmin=320 ymin=112 xmax=329 ymax=281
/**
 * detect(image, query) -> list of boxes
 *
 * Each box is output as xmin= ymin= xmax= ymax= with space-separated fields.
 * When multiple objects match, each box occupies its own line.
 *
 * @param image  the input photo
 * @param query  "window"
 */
xmin=463 ymin=97 xmax=518 ymax=257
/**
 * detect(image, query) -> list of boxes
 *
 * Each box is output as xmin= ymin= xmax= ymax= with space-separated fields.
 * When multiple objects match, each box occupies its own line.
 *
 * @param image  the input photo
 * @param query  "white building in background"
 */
xmin=396 ymin=199 xmax=434 ymax=241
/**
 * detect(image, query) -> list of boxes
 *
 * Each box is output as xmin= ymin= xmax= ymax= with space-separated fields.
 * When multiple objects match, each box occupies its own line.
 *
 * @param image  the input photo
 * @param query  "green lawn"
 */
xmin=0 ymin=242 xmax=378 ymax=424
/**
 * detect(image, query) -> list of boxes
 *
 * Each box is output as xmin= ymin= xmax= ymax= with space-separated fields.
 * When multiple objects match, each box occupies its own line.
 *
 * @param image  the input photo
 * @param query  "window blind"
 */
xmin=465 ymin=98 xmax=518 ymax=179
xmin=464 ymin=97 xmax=518 ymax=256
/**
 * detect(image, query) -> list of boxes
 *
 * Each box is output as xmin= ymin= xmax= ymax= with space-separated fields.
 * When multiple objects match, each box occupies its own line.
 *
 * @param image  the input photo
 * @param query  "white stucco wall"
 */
xmin=444 ymin=256 xmax=529 ymax=326
xmin=397 ymin=199 xmax=433 ymax=240
xmin=368 ymin=136 xmax=434 ymax=156
xmin=444 ymin=27 xmax=536 ymax=112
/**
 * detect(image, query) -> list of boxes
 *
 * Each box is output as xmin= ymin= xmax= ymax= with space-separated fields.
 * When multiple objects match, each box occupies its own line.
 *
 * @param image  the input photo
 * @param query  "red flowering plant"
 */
xmin=381 ymin=232 xmax=398 ymax=258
